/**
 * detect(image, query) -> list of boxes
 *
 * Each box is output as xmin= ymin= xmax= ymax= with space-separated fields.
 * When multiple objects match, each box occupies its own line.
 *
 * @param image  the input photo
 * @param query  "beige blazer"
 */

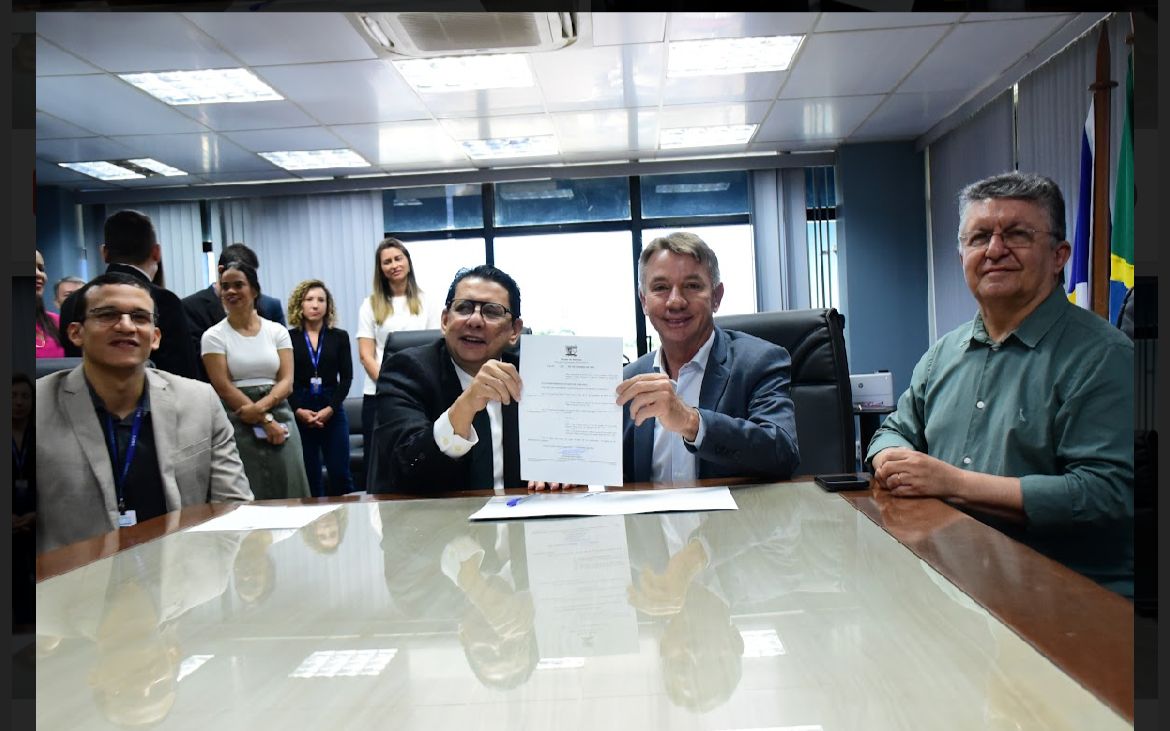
xmin=35 ymin=366 xmax=253 ymax=553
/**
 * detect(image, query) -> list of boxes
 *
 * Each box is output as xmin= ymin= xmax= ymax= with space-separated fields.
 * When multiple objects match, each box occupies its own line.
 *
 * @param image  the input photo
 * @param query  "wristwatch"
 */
xmin=263 ymin=413 xmax=275 ymax=424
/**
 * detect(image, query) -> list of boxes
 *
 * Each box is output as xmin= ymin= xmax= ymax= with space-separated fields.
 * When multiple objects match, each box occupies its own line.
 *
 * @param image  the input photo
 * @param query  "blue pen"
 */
xmin=506 ymin=496 xmax=530 ymax=507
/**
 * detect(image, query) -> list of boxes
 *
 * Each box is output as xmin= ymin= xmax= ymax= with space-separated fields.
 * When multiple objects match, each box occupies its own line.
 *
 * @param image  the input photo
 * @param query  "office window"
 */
xmin=401 ymin=237 xmax=487 ymax=312
xmin=493 ymin=231 xmax=638 ymax=362
xmin=384 ymin=184 xmax=483 ymax=233
xmin=494 ymin=177 xmax=630 ymax=227
xmin=806 ymin=167 xmax=838 ymax=309
xmin=641 ymin=171 xmax=750 ymax=218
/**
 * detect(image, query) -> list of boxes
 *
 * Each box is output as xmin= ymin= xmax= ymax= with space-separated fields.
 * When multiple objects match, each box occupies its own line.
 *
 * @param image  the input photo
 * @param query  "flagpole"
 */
xmin=1090 ymin=27 xmax=1116 ymax=319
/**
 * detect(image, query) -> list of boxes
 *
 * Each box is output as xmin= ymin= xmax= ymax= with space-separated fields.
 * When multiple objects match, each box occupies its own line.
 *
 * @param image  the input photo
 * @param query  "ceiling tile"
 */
xmin=850 ymin=89 xmax=971 ymax=139
xmin=194 ymin=171 xmax=300 ymax=185
xmin=106 ymin=132 xmax=272 ymax=174
xmin=667 ymin=12 xmax=817 ymax=40
xmin=116 ymin=175 xmax=204 ymax=188
xmin=592 ymin=12 xmax=667 ymax=46
xmin=782 ymin=26 xmax=948 ymax=98
xmin=662 ymin=71 xmax=784 ymax=106
xmin=330 ymin=121 xmax=469 ymax=168
xmin=749 ymin=139 xmax=840 ymax=153
xmin=224 ymin=127 xmax=346 ymax=152
xmin=36 ymin=13 xmax=238 ymax=72
xmin=183 ymin=12 xmax=377 ymax=66
xmin=899 ymin=15 xmax=1070 ymax=94
xmin=421 ymin=87 xmax=547 ymax=119
xmin=658 ymin=101 xmax=772 ymax=128
xmin=36 ymin=113 xmax=98 ymax=139
xmin=36 ymin=159 xmax=120 ymax=188
xmin=756 ymin=95 xmax=884 ymax=141
xmin=813 ymin=12 xmax=962 ymax=32
xmin=36 ymin=136 xmax=138 ymax=163
xmin=960 ymin=12 xmax=1073 ymax=22
xmin=174 ymin=100 xmax=318 ymax=132
xmin=532 ymin=44 xmax=663 ymax=112
xmin=256 ymin=60 xmax=429 ymax=125
xmin=37 ymin=75 xmax=209 ymax=136
xmin=439 ymin=115 xmax=555 ymax=141
xmin=551 ymin=109 xmax=659 ymax=153
xmin=35 ymin=37 xmax=100 ymax=76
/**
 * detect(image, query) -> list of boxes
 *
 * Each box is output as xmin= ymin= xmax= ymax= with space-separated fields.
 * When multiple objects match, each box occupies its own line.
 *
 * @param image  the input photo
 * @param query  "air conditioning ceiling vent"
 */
xmin=355 ymin=12 xmax=577 ymax=57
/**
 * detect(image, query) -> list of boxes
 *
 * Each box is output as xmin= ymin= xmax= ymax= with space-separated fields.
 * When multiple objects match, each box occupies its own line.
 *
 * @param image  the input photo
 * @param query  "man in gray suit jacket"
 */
xmin=36 ymin=272 xmax=253 ymax=554
xmin=616 ymin=232 xmax=800 ymax=483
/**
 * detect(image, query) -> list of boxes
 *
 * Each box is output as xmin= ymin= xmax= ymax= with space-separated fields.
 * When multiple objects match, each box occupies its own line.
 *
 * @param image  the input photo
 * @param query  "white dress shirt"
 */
xmin=432 ymin=360 xmax=505 ymax=492
xmin=650 ymin=330 xmax=715 ymax=484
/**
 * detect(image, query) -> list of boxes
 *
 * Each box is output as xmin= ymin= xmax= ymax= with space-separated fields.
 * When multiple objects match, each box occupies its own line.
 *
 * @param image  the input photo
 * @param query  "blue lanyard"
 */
xmin=106 ymin=406 xmax=146 ymax=513
xmin=11 ymin=437 xmax=27 ymax=474
xmin=304 ymin=327 xmax=325 ymax=376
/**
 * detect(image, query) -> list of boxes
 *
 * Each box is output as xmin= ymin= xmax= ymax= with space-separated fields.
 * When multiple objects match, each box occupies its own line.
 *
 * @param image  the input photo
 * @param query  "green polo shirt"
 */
xmin=867 ymin=286 xmax=1134 ymax=597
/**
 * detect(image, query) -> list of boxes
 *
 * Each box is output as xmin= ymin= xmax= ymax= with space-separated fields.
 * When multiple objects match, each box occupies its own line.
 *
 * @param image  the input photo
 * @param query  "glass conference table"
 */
xmin=35 ymin=480 xmax=1133 ymax=730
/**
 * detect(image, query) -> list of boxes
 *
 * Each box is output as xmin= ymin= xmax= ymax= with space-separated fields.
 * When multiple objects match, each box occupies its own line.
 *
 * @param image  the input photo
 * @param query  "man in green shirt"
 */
xmin=866 ymin=172 xmax=1134 ymax=597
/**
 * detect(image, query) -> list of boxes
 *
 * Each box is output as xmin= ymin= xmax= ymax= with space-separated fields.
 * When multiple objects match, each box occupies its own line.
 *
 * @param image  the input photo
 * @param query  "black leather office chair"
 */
xmin=713 ymin=309 xmax=855 ymax=475
xmin=382 ymin=327 xmax=530 ymax=366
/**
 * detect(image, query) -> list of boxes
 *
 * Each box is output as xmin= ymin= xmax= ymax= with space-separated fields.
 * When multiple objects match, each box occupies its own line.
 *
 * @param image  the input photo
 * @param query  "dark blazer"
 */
xmin=287 ymin=326 xmax=353 ymax=413
xmin=623 ymin=326 xmax=800 ymax=483
xmin=368 ymin=339 xmax=521 ymax=494
xmin=182 ymin=285 xmax=286 ymax=380
xmin=60 ymin=263 xmax=198 ymax=380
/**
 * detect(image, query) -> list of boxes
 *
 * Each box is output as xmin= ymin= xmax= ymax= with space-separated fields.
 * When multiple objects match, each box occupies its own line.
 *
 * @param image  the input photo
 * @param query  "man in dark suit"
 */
xmin=617 ymin=232 xmax=800 ymax=483
xmin=368 ymin=265 xmax=526 ymax=494
xmin=182 ymin=242 xmax=285 ymax=380
xmin=59 ymin=210 xmax=199 ymax=380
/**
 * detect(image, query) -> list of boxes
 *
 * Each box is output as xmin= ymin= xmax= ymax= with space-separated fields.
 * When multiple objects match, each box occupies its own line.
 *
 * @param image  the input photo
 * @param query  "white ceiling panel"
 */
xmin=551 ymin=109 xmax=659 ymax=153
xmin=36 ymin=113 xmax=98 ymax=140
xmin=224 ymin=127 xmax=347 ymax=153
xmin=35 ymin=136 xmax=139 ymax=163
xmin=36 ymin=75 xmax=209 ymax=136
xmin=658 ymin=101 xmax=772 ymax=128
xmin=106 ymin=132 xmax=272 ymax=174
xmin=592 ymin=12 xmax=666 ymax=46
xmin=183 ymin=12 xmax=377 ymax=66
xmin=781 ymin=26 xmax=949 ymax=99
xmin=960 ymin=12 xmax=1073 ymax=23
xmin=36 ymin=13 xmax=237 ymax=72
xmin=174 ymin=100 xmax=318 ymax=132
xmin=35 ymin=37 xmax=99 ymax=76
xmin=36 ymin=159 xmax=120 ymax=188
xmin=439 ymin=115 xmax=555 ymax=141
xmin=662 ymin=70 xmax=785 ymax=106
xmin=851 ymin=89 xmax=971 ymax=139
xmin=899 ymin=15 xmax=1071 ymax=93
xmin=330 ymin=122 xmax=469 ymax=168
xmin=257 ymin=61 xmax=430 ymax=126
xmin=116 ymin=175 xmax=205 ymax=188
xmin=194 ymin=171 xmax=300 ymax=185
xmin=756 ymin=95 xmax=884 ymax=141
xmin=419 ymin=87 xmax=547 ymax=119
xmin=749 ymin=139 xmax=840 ymax=153
xmin=532 ymin=44 xmax=664 ymax=112
xmin=814 ymin=12 xmax=963 ymax=32
xmin=667 ymin=12 xmax=817 ymax=41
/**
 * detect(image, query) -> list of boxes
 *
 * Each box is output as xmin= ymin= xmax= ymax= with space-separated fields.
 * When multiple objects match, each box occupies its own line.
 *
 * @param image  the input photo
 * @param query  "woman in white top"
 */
xmin=356 ymin=237 xmax=440 ymax=487
xmin=202 ymin=261 xmax=310 ymax=500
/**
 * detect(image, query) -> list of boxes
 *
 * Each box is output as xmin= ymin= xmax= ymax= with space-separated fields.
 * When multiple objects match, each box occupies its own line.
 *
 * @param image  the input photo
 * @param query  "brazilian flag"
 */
xmin=1109 ymin=53 xmax=1135 ymax=324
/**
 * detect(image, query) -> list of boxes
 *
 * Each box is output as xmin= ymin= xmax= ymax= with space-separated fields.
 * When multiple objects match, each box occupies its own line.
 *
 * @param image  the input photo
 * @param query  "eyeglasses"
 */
xmin=85 ymin=307 xmax=157 ymax=327
xmin=447 ymin=299 xmax=513 ymax=322
xmin=958 ymin=228 xmax=1055 ymax=250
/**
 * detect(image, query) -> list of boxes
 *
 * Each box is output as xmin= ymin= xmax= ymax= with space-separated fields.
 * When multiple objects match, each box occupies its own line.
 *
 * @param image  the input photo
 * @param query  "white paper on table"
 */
xmin=468 ymin=486 xmax=737 ymax=521
xmin=518 ymin=334 xmax=623 ymax=487
xmin=525 ymin=516 xmax=639 ymax=657
xmin=185 ymin=504 xmax=343 ymax=532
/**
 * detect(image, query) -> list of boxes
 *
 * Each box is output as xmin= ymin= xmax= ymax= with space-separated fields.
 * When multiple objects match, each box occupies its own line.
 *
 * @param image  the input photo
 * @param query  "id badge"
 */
xmin=118 ymin=510 xmax=138 ymax=528
xmin=310 ymin=376 xmax=323 ymax=395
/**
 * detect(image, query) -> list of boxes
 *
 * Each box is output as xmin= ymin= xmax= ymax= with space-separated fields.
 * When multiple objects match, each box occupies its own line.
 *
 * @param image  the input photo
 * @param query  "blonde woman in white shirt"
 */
xmin=356 ymin=237 xmax=440 ymax=486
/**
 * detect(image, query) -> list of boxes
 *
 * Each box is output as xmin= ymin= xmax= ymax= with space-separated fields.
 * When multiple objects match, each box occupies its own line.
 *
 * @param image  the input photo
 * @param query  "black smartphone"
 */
xmin=814 ymin=473 xmax=872 ymax=492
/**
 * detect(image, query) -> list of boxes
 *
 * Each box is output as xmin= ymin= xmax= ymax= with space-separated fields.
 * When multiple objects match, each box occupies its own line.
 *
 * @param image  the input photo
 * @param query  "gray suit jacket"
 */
xmin=35 ymin=366 xmax=254 ymax=553
xmin=622 ymin=327 xmax=800 ymax=483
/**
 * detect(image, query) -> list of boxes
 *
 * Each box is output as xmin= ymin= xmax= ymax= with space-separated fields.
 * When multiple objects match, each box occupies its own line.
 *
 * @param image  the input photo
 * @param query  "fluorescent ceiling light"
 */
xmin=740 ymin=629 xmax=786 ymax=658
xmin=461 ymin=135 xmax=559 ymax=160
xmin=659 ymin=124 xmax=758 ymax=149
xmin=655 ymin=182 xmax=731 ymax=194
xmin=259 ymin=149 xmax=371 ymax=171
xmin=394 ymin=54 xmax=533 ymax=93
xmin=58 ymin=161 xmax=145 ymax=181
xmin=119 ymin=68 xmax=283 ymax=105
xmin=289 ymin=649 xmax=398 ymax=679
xmin=668 ymin=35 xmax=804 ymax=77
xmin=126 ymin=158 xmax=188 ymax=176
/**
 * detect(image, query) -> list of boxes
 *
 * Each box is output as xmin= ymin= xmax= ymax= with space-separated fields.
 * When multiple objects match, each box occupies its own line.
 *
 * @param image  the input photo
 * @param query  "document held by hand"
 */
xmin=519 ymin=334 xmax=624 ymax=486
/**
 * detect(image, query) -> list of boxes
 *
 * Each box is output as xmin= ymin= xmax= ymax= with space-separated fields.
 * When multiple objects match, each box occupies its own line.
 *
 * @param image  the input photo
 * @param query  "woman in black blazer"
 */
xmin=287 ymin=280 xmax=354 ymax=497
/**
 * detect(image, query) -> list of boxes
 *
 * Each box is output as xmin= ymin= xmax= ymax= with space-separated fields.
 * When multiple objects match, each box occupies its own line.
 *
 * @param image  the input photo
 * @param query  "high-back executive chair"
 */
xmin=713 ymin=308 xmax=855 ymax=476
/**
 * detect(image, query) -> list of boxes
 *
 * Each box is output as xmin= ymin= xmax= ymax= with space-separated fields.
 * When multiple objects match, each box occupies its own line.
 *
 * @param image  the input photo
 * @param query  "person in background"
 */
xmin=867 ymin=171 xmax=1134 ymax=597
xmin=58 ymin=210 xmax=198 ymax=379
xmin=201 ymin=262 xmax=310 ymax=501
xmin=183 ymin=243 xmax=285 ymax=381
xmin=356 ymin=237 xmax=440 ymax=486
xmin=53 ymin=275 xmax=86 ymax=311
xmin=35 ymin=250 xmax=65 ymax=358
xmin=287 ymin=279 xmax=355 ymax=497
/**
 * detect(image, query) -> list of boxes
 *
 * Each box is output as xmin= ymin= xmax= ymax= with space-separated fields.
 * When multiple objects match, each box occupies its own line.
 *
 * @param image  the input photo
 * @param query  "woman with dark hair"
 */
xmin=201 ymin=261 xmax=310 ymax=500
xmin=35 ymin=250 xmax=65 ymax=358
xmin=287 ymin=279 xmax=354 ymax=497
xmin=356 ymin=237 xmax=439 ymax=487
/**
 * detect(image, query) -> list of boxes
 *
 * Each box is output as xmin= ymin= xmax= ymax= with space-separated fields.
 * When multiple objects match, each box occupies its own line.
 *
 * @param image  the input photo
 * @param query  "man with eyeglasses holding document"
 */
xmin=36 ymin=273 xmax=253 ymax=553
xmin=866 ymin=172 xmax=1134 ymax=597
